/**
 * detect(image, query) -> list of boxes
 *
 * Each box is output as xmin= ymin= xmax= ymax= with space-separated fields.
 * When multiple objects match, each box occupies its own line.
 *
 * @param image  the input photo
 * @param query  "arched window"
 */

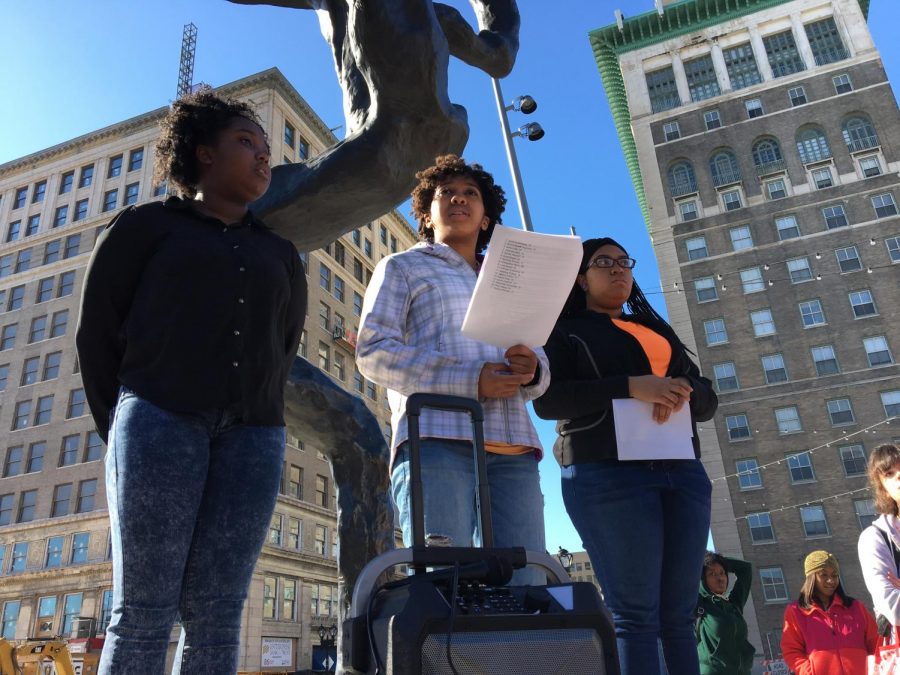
xmin=709 ymin=150 xmax=741 ymax=186
xmin=752 ymin=138 xmax=783 ymax=167
xmin=796 ymin=127 xmax=832 ymax=164
xmin=842 ymin=116 xmax=878 ymax=152
xmin=668 ymin=161 xmax=697 ymax=196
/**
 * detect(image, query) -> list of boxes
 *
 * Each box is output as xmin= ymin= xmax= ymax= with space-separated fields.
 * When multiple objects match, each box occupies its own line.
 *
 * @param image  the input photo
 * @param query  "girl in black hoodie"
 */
xmin=535 ymin=237 xmax=717 ymax=675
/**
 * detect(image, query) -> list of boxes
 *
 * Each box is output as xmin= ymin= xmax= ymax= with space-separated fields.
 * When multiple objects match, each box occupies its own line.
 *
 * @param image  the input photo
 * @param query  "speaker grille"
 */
xmin=421 ymin=628 xmax=606 ymax=675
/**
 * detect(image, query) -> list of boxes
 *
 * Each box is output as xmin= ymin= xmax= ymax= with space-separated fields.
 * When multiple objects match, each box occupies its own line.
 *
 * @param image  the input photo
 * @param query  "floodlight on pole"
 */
xmin=492 ymin=79 xmax=545 ymax=232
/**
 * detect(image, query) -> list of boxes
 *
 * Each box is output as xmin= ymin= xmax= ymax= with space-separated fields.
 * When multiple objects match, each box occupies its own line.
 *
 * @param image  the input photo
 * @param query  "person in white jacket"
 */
xmin=356 ymin=155 xmax=549 ymax=585
xmin=858 ymin=443 xmax=900 ymax=630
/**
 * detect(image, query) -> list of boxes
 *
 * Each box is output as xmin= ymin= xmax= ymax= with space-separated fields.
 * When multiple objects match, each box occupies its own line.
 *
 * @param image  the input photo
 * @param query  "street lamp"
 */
xmin=557 ymin=547 xmax=573 ymax=573
xmin=317 ymin=623 xmax=338 ymax=647
xmin=492 ymin=79 xmax=545 ymax=232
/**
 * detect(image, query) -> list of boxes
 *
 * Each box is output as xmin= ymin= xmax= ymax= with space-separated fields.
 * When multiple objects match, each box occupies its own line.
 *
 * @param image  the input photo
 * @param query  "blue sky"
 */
xmin=3 ymin=0 xmax=899 ymax=553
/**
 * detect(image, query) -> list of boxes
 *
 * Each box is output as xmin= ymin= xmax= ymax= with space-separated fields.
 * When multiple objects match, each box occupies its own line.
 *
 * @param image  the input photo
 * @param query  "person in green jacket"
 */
xmin=696 ymin=552 xmax=756 ymax=675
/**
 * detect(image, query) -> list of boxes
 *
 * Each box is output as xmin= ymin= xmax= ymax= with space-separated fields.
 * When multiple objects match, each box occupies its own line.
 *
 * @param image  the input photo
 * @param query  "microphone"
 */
xmin=385 ymin=556 xmax=514 ymax=590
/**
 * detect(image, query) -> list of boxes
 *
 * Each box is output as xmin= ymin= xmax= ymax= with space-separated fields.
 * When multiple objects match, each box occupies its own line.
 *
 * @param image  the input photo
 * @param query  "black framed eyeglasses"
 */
xmin=585 ymin=256 xmax=636 ymax=270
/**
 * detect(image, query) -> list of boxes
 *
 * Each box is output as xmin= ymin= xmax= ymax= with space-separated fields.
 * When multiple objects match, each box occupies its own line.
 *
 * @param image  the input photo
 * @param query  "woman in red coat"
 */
xmin=781 ymin=550 xmax=878 ymax=675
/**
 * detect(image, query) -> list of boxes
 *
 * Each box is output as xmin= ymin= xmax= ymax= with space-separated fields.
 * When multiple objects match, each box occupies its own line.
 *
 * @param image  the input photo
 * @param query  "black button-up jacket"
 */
xmin=76 ymin=197 xmax=307 ymax=442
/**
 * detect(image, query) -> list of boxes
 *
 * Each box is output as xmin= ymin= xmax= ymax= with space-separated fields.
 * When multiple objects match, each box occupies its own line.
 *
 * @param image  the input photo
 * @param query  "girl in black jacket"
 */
xmin=535 ymin=237 xmax=717 ymax=675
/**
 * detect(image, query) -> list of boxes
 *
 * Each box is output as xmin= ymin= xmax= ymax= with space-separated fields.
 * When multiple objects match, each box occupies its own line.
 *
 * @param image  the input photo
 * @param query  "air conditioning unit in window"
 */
xmin=332 ymin=326 xmax=345 ymax=340
xmin=71 ymin=617 xmax=97 ymax=639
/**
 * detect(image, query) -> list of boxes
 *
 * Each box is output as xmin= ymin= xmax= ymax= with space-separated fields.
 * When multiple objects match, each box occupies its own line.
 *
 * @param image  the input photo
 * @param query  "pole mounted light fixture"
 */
xmin=492 ymin=80 xmax=546 ymax=232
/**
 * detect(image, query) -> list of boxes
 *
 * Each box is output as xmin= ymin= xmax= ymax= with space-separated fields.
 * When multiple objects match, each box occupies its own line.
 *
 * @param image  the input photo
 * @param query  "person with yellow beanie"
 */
xmin=781 ymin=550 xmax=878 ymax=675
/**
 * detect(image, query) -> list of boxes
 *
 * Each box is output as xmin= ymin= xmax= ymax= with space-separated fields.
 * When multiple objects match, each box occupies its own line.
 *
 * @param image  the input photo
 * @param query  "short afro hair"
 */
xmin=410 ymin=154 xmax=506 ymax=254
xmin=153 ymin=88 xmax=265 ymax=198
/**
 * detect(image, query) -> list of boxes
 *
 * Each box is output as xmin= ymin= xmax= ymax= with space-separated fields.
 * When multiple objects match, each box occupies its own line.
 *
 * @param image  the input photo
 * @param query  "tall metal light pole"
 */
xmin=492 ymin=78 xmax=544 ymax=232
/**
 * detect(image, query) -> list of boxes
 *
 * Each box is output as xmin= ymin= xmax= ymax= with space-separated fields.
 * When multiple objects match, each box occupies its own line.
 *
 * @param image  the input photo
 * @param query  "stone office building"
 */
xmin=591 ymin=0 xmax=900 ymax=661
xmin=0 ymin=67 xmax=416 ymax=671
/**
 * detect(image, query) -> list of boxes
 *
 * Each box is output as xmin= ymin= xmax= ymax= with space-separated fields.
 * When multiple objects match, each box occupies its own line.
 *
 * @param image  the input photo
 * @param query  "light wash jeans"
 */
xmin=99 ymin=387 xmax=285 ymax=675
xmin=391 ymin=438 xmax=546 ymax=586
xmin=561 ymin=459 xmax=711 ymax=675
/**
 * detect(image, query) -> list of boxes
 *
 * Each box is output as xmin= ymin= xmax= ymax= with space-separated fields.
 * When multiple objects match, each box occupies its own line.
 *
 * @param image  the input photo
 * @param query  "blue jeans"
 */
xmin=99 ymin=388 xmax=285 ymax=675
xmin=561 ymin=459 xmax=711 ymax=675
xmin=391 ymin=438 xmax=546 ymax=585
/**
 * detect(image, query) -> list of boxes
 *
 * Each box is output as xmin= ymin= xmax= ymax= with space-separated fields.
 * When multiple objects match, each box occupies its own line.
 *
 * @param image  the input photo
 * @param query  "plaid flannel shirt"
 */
xmin=356 ymin=242 xmax=549 ymax=467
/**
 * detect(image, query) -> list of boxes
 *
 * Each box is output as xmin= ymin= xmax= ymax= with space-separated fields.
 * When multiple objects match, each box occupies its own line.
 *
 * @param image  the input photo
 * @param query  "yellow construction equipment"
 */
xmin=0 ymin=638 xmax=99 ymax=675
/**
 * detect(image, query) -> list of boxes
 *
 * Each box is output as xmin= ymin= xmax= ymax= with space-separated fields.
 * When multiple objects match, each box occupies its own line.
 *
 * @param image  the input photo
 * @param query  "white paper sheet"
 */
xmin=460 ymin=225 xmax=582 ymax=348
xmin=612 ymin=399 xmax=695 ymax=461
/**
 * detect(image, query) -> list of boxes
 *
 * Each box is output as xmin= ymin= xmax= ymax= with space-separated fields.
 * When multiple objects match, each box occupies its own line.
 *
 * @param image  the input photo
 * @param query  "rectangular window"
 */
xmin=367 ymin=379 xmax=376 ymax=400
xmin=353 ymin=292 xmax=363 ymax=317
xmin=319 ymin=263 xmax=331 ymax=291
xmin=3 ymin=446 xmax=23 ymax=478
xmin=872 ymin=194 xmax=897 ymax=218
xmin=864 ymin=336 xmax=893 ymax=367
xmin=5 ymin=221 xmax=21 ymax=242
xmin=762 ymin=354 xmax=788 ymax=384
xmin=745 ymin=98 xmax=764 ymax=119
xmin=722 ymin=190 xmax=742 ymax=211
xmin=766 ymin=179 xmax=787 ymax=200
xmin=18 ymin=490 xmax=37 ymax=522
xmin=32 ymin=181 xmax=47 ymax=203
xmin=99 ymin=589 xmax=113 ymax=632
xmin=15 ymin=249 xmax=31 ymax=274
xmin=726 ymin=414 xmax=750 ymax=441
xmin=827 ymin=398 xmax=855 ymax=426
xmin=0 ymin=496 xmax=13 ymax=526
xmin=646 ymin=66 xmax=681 ymax=113
xmin=729 ymin=226 xmax=753 ymax=251
xmin=1 ymin=601 xmax=19 ymax=639
xmin=750 ymin=309 xmax=776 ymax=337
xmin=34 ymin=395 xmax=53 ymax=425
xmin=128 ymin=148 xmax=143 ymax=172
xmin=36 ymin=596 xmax=56 ymax=635
xmin=799 ymin=300 xmax=826 ymax=328
xmin=73 ymin=199 xmax=88 ymax=222
xmin=736 ymin=459 xmax=762 ymax=489
xmin=314 ymin=524 xmax=328 ymax=556
xmin=50 ymin=309 xmax=69 ymax=337
xmin=1 ymin=324 xmax=17 ymax=351
xmin=850 ymin=289 xmax=877 ymax=318
xmin=775 ymin=406 xmax=802 ymax=434
xmin=704 ymin=319 xmax=728 ymax=346
xmin=20 ymin=357 xmax=39 ymax=387
xmin=704 ymin=110 xmax=721 ymax=130
xmin=27 ymin=442 xmax=43 ymax=475
xmin=58 ymin=271 xmax=75 ymax=297
xmin=812 ymin=167 xmax=833 ymax=190
xmin=800 ymin=505 xmax=830 ymax=537
xmin=333 ymin=351 xmax=346 ymax=381
xmin=881 ymin=391 xmax=900 ymax=418
xmin=29 ymin=316 xmax=47 ymax=343
xmin=684 ymin=55 xmax=720 ymax=102
xmin=12 ymin=400 xmax=31 ymax=430
xmin=10 ymin=542 xmax=28 ymax=572
xmin=364 ymin=239 xmax=372 ymax=258
xmin=740 ymin=267 xmax=765 ymax=294
xmin=287 ymin=517 xmax=301 ymax=549
xmin=7 ymin=285 xmax=24 ymax=312
xmin=678 ymin=200 xmax=699 ymax=222
xmin=713 ymin=362 xmax=738 ymax=392
xmin=694 ymin=277 xmax=717 ymax=303
xmin=748 ymin=512 xmax=775 ymax=543
xmin=859 ymin=156 xmax=881 ymax=178
xmin=78 ymin=165 xmax=94 ymax=188
xmin=52 ymin=484 xmax=72 ymax=517
xmin=805 ymin=17 xmax=848 ymax=66
xmin=724 ymin=43 xmax=761 ymax=89
xmin=833 ymin=73 xmax=853 ymax=94
xmin=62 ymin=594 xmax=82 ymax=635
xmin=764 ymin=30 xmax=806 ymax=78
xmin=66 ymin=388 xmax=87 ymax=418
xmin=25 ymin=215 xmax=40 ymax=237
xmin=60 ymin=171 xmax=74 ymax=194
xmin=788 ymin=451 xmax=815 ymax=483
xmin=318 ymin=302 xmax=330 ymax=331
xmin=0 ymin=364 xmax=8 ymax=392
xmin=787 ymin=257 xmax=813 ymax=283
xmin=811 ymin=345 xmax=839 ymax=376
xmin=788 ymin=86 xmax=807 ymax=106
xmin=13 ymin=187 xmax=27 ymax=209
xmin=662 ymin=121 xmax=680 ymax=142
xmin=284 ymin=122 xmax=295 ymax=149
xmin=298 ymin=139 xmax=309 ymax=160
xmin=315 ymin=475 xmax=328 ymax=508
xmin=77 ymin=479 xmax=97 ymax=512
xmin=263 ymin=576 xmax=277 ymax=619
xmin=269 ymin=514 xmax=283 ymax=546
xmin=282 ymin=578 xmax=297 ymax=621
xmin=855 ymin=499 xmax=877 ymax=530
xmin=84 ymin=432 xmax=103 ymax=462
xmin=60 ymin=436 xmax=80 ymax=467
xmin=761 ymin=567 xmax=789 ymax=602
xmin=107 ymin=155 xmax=123 ymax=178
xmin=46 ymin=536 xmax=64 ymax=568
xmin=823 ymin=205 xmax=848 ymax=230
xmin=53 ymin=205 xmax=68 ymax=228
xmin=379 ymin=224 xmax=388 ymax=245
xmin=352 ymin=257 xmax=364 ymax=281
xmin=124 ymin=183 xmax=139 ymax=205
xmin=103 ymin=189 xmax=118 ymax=212
xmin=334 ymin=276 xmax=345 ymax=303
xmin=0 ymin=255 xmax=12 ymax=279
xmin=775 ymin=215 xmax=800 ymax=240
xmin=840 ymin=444 xmax=867 ymax=477
xmin=317 ymin=342 xmax=330 ymax=372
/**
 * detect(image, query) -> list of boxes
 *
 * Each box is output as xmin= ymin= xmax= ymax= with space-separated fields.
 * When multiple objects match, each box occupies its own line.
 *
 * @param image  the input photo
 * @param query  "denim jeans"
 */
xmin=99 ymin=388 xmax=285 ymax=675
xmin=391 ymin=438 xmax=546 ymax=586
xmin=561 ymin=459 xmax=711 ymax=675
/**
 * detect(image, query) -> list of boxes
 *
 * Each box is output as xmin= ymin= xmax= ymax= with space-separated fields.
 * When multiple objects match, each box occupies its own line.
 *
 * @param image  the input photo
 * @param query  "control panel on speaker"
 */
xmin=443 ymin=581 xmax=531 ymax=615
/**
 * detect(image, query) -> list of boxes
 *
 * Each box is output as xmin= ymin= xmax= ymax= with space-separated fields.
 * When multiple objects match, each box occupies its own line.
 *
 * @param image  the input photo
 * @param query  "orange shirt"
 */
xmin=485 ymin=441 xmax=532 ymax=455
xmin=612 ymin=319 xmax=672 ymax=377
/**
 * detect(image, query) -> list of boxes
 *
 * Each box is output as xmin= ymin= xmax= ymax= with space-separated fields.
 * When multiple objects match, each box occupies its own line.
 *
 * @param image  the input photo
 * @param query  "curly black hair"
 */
xmin=410 ymin=154 xmax=507 ymax=254
xmin=153 ymin=88 xmax=266 ymax=198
